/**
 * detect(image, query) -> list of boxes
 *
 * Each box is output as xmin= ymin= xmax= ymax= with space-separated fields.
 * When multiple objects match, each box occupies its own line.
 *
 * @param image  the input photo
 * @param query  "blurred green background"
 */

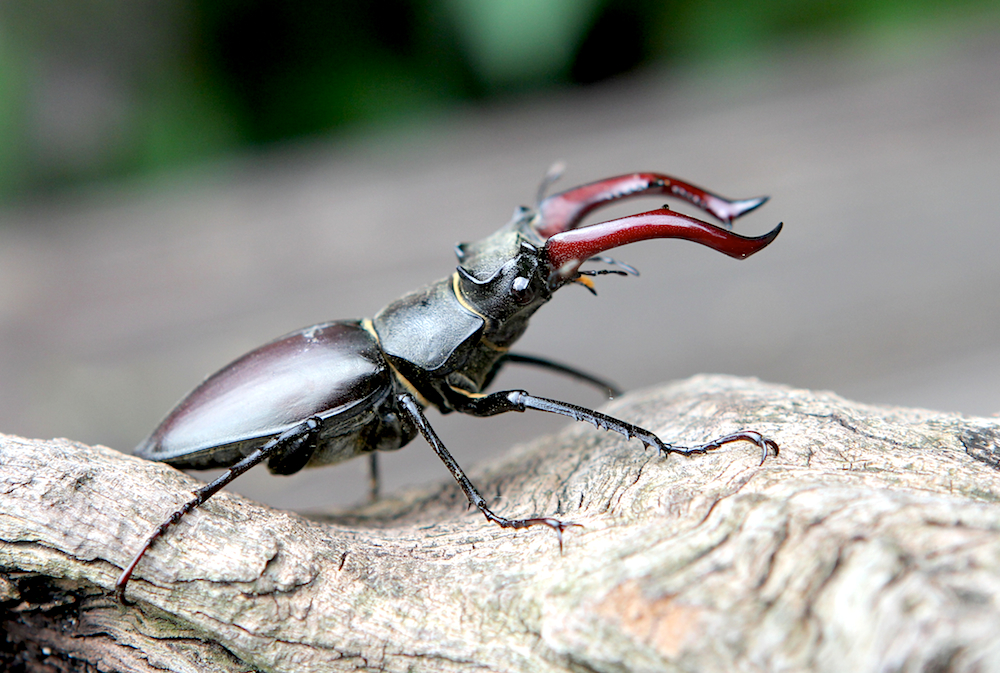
xmin=0 ymin=0 xmax=995 ymax=202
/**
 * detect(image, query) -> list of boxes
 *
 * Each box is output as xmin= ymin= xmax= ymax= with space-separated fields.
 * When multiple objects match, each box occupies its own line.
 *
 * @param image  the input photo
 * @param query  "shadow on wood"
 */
xmin=4 ymin=375 xmax=1000 ymax=672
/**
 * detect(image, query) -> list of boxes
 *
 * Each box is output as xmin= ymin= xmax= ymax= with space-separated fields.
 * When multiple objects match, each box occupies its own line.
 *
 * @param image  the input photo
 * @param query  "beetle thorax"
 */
xmin=455 ymin=231 xmax=553 ymax=350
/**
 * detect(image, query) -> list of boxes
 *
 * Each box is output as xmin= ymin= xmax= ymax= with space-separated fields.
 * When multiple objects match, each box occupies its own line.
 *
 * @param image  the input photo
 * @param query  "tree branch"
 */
xmin=4 ymin=375 xmax=1000 ymax=672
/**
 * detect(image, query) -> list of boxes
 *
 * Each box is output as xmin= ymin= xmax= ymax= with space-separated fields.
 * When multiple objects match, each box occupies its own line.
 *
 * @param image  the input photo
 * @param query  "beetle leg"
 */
xmin=449 ymin=389 xmax=779 ymax=464
xmin=115 ymin=417 xmax=323 ymax=604
xmin=502 ymin=353 xmax=623 ymax=398
xmin=368 ymin=453 xmax=380 ymax=503
xmin=396 ymin=393 xmax=579 ymax=546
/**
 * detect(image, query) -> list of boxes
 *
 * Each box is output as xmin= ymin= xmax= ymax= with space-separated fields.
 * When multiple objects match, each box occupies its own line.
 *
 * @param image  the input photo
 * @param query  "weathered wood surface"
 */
xmin=4 ymin=374 xmax=1000 ymax=672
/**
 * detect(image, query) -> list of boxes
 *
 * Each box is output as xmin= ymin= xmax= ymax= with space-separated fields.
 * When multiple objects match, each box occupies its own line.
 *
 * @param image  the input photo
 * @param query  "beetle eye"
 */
xmin=511 ymin=276 xmax=533 ymax=304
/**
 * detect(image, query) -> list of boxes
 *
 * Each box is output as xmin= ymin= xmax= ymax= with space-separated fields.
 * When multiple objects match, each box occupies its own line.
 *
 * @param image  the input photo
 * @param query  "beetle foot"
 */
xmin=657 ymin=431 xmax=779 ymax=465
xmin=114 ymin=552 xmax=145 ymax=605
xmin=519 ymin=517 xmax=584 ymax=553
xmin=113 ymin=582 xmax=133 ymax=606
xmin=480 ymin=509 xmax=583 ymax=552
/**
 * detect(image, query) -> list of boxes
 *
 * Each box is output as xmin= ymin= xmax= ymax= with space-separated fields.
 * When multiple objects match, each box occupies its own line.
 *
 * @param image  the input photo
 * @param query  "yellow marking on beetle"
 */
xmin=387 ymin=360 xmax=432 ymax=407
xmin=360 ymin=318 xmax=379 ymax=342
xmin=574 ymin=276 xmax=596 ymax=291
xmin=448 ymin=384 xmax=487 ymax=399
xmin=480 ymin=338 xmax=508 ymax=353
xmin=452 ymin=272 xmax=511 ymax=353
xmin=362 ymin=319 xmax=432 ymax=407
xmin=452 ymin=272 xmax=487 ymax=319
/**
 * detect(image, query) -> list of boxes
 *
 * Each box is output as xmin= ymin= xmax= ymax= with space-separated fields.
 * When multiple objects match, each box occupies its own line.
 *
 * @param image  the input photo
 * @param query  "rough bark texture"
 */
xmin=4 ymin=375 xmax=1000 ymax=672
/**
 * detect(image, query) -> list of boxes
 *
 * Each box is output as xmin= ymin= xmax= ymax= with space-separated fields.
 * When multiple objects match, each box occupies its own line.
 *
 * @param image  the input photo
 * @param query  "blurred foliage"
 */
xmin=0 ymin=0 xmax=996 ymax=201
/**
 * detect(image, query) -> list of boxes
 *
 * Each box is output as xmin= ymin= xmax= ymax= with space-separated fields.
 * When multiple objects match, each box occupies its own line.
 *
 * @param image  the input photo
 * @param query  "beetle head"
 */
xmin=453 ymin=172 xmax=782 ymax=345
xmin=455 ymin=207 xmax=553 ymax=346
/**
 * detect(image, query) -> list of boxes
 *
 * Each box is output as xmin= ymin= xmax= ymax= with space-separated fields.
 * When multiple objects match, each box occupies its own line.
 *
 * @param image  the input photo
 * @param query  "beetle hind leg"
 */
xmin=368 ymin=453 xmax=380 ymax=503
xmin=267 ymin=423 xmax=321 ymax=475
xmin=115 ymin=417 xmax=324 ymax=604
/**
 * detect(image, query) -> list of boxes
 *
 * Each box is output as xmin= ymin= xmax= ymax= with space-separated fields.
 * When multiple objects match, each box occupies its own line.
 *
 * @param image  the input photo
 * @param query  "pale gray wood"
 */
xmin=4 ymin=375 xmax=1000 ymax=672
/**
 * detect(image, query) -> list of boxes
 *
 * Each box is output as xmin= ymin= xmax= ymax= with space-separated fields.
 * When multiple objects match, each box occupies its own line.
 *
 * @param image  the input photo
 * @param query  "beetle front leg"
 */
xmin=396 ymin=393 xmax=578 ymax=544
xmin=502 ymin=352 xmax=622 ymax=399
xmin=115 ymin=417 xmax=323 ymax=604
xmin=449 ymin=389 xmax=778 ymax=464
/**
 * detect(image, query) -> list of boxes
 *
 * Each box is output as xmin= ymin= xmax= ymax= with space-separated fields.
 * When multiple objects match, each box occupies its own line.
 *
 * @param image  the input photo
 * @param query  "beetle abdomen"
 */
xmin=134 ymin=320 xmax=390 ymax=470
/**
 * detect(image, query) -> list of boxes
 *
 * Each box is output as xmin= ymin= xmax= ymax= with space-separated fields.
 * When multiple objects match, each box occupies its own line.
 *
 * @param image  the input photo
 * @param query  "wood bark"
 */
xmin=4 ymin=375 xmax=1000 ymax=672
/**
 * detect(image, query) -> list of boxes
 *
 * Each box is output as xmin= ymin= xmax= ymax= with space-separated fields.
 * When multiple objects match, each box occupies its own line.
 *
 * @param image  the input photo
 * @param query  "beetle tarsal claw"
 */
xmin=119 ymin=169 xmax=781 ymax=599
xmin=510 ymin=516 xmax=584 ymax=554
xmin=655 ymin=431 xmax=780 ymax=465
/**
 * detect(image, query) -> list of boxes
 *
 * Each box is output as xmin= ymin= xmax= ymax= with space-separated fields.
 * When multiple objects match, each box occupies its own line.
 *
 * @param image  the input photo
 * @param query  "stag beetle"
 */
xmin=116 ymin=168 xmax=782 ymax=602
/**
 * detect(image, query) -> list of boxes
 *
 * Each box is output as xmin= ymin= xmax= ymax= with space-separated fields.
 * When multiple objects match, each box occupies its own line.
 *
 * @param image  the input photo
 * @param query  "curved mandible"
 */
xmin=536 ymin=172 xmax=768 ymax=238
xmin=544 ymin=208 xmax=782 ymax=280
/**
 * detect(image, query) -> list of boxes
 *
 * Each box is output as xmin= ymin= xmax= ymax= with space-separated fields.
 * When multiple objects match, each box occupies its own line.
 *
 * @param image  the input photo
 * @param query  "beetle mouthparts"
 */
xmin=544 ymin=208 xmax=782 ymax=280
xmin=535 ymin=172 xmax=769 ymax=238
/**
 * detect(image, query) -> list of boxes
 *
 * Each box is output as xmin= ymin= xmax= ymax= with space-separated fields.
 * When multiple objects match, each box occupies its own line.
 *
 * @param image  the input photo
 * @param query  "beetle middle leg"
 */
xmin=448 ymin=389 xmax=779 ymax=464
xmin=115 ymin=416 xmax=323 ymax=603
xmin=396 ymin=393 xmax=579 ymax=543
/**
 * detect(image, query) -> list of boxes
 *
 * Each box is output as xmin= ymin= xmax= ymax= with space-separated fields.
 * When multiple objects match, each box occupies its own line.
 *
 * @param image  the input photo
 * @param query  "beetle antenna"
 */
xmin=537 ymin=161 xmax=566 ymax=206
xmin=587 ymin=255 xmax=639 ymax=276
